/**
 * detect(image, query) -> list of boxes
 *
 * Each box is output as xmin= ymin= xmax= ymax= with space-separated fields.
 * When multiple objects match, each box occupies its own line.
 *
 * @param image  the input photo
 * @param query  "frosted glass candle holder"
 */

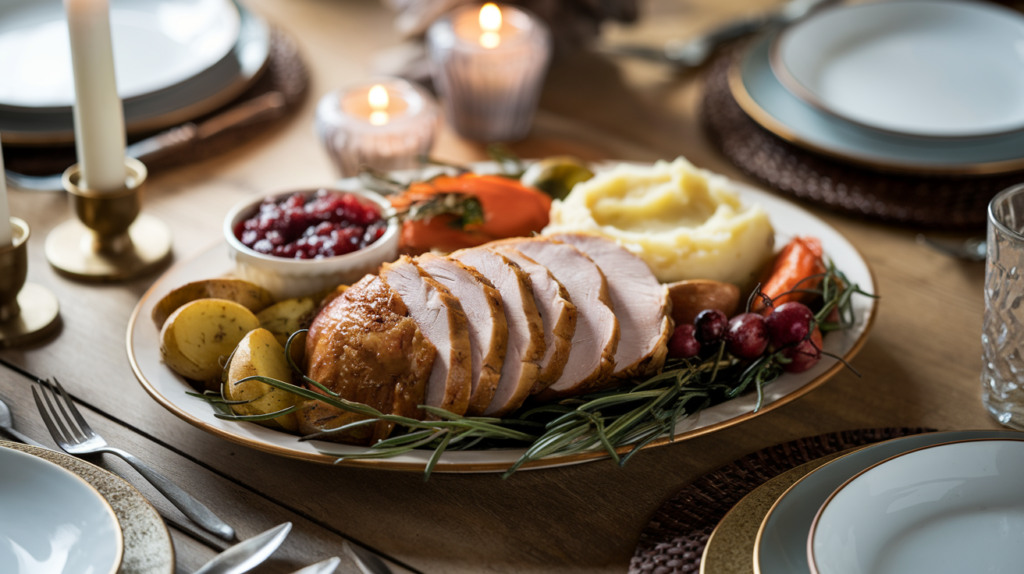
xmin=427 ymin=3 xmax=552 ymax=143
xmin=315 ymin=78 xmax=440 ymax=177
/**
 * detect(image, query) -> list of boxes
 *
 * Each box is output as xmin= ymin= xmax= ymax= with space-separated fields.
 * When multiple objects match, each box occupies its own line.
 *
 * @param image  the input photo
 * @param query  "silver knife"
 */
xmin=194 ymin=522 xmax=292 ymax=574
xmin=342 ymin=541 xmax=394 ymax=574
xmin=604 ymin=0 xmax=839 ymax=68
xmin=290 ymin=557 xmax=341 ymax=574
xmin=5 ymin=91 xmax=287 ymax=193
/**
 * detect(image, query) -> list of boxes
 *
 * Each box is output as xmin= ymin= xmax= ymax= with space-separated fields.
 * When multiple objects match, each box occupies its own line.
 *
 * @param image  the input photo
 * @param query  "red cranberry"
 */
xmin=668 ymin=324 xmax=702 ymax=359
xmin=782 ymin=328 xmax=823 ymax=373
xmin=765 ymin=302 xmax=814 ymax=348
xmin=694 ymin=309 xmax=728 ymax=346
xmin=725 ymin=313 xmax=769 ymax=360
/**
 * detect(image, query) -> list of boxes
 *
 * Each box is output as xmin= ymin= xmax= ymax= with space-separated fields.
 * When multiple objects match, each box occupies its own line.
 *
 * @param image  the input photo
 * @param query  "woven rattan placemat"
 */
xmin=628 ymin=427 xmax=934 ymax=574
xmin=701 ymin=44 xmax=1024 ymax=232
xmin=4 ymin=27 xmax=309 ymax=177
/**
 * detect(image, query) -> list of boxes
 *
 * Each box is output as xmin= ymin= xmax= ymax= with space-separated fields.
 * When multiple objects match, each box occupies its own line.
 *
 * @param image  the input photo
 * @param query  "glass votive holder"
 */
xmin=983 ymin=182 xmax=1024 ymax=428
xmin=315 ymin=77 xmax=440 ymax=177
xmin=426 ymin=3 xmax=552 ymax=143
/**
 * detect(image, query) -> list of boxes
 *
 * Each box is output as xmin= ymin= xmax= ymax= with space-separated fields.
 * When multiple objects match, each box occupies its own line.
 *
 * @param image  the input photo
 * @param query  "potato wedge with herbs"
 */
xmin=225 ymin=328 xmax=301 ymax=432
xmin=152 ymin=279 xmax=274 ymax=329
xmin=160 ymin=298 xmax=261 ymax=382
xmin=256 ymin=296 xmax=318 ymax=346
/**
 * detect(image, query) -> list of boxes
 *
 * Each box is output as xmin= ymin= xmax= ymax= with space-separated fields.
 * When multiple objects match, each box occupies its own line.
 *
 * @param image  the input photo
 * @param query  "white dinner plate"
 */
xmin=0 ymin=446 xmax=123 ymax=574
xmin=0 ymin=1 xmax=269 ymax=145
xmin=730 ymin=31 xmax=1024 ymax=175
xmin=771 ymin=1 xmax=1024 ymax=138
xmin=0 ymin=0 xmax=240 ymax=110
xmin=810 ymin=438 xmax=1024 ymax=574
xmin=754 ymin=429 xmax=1024 ymax=574
xmin=127 ymin=173 xmax=876 ymax=473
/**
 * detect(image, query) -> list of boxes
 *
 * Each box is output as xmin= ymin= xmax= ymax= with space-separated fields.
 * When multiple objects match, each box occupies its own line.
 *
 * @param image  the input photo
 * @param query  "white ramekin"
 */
xmin=224 ymin=188 xmax=400 ymax=299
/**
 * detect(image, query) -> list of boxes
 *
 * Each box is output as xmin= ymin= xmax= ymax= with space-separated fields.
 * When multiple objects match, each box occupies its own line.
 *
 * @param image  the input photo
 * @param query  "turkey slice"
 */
xmin=548 ymin=232 xmax=671 ymax=379
xmin=416 ymin=253 xmax=508 ymax=416
xmin=380 ymin=257 xmax=472 ymax=417
xmin=491 ymin=246 xmax=577 ymax=393
xmin=451 ymin=248 xmax=544 ymax=416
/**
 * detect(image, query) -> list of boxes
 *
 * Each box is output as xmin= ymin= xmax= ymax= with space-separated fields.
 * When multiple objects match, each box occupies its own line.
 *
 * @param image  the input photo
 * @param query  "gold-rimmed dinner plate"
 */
xmin=0 ymin=444 xmax=123 ymax=574
xmin=126 ymin=172 xmax=876 ymax=473
xmin=0 ymin=441 xmax=174 ymax=574
xmin=729 ymin=31 xmax=1024 ymax=175
xmin=751 ymin=430 xmax=1023 ymax=574
xmin=809 ymin=437 xmax=1024 ymax=574
xmin=0 ymin=1 xmax=270 ymax=146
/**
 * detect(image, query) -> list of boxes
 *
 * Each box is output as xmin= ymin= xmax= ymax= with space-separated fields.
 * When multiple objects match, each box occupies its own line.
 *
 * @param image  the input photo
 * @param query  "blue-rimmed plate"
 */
xmin=754 ymin=429 xmax=1024 ymax=574
xmin=730 ymin=31 xmax=1024 ymax=175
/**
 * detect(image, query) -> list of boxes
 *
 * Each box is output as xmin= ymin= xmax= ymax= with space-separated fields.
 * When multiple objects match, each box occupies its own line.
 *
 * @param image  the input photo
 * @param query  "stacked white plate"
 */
xmin=730 ymin=0 xmax=1024 ymax=174
xmin=0 ymin=0 xmax=271 ymax=145
xmin=750 ymin=430 xmax=1024 ymax=574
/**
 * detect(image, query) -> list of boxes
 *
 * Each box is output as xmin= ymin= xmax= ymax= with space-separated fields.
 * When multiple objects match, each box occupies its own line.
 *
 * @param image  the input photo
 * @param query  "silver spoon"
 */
xmin=916 ymin=234 xmax=987 ymax=262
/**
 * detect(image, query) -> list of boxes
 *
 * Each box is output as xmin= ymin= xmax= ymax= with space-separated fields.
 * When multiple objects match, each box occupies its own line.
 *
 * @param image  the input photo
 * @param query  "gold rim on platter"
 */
xmin=727 ymin=39 xmax=1024 ymax=176
xmin=126 ymin=181 xmax=878 ymax=472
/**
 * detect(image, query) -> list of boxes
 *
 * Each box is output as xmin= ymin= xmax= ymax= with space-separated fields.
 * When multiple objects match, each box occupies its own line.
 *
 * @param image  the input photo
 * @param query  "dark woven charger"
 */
xmin=4 ymin=27 xmax=309 ymax=176
xmin=701 ymin=44 xmax=1024 ymax=232
xmin=628 ymin=427 xmax=935 ymax=574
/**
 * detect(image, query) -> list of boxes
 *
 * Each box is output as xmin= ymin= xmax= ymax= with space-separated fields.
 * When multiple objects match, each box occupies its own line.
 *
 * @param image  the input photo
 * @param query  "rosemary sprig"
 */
xmin=194 ymin=262 xmax=871 ymax=479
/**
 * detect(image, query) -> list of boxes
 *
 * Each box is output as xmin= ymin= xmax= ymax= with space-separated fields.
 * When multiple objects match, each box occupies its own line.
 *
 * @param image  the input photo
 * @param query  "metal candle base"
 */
xmin=45 ymin=157 xmax=172 ymax=281
xmin=0 ymin=218 xmax=60 ymax=347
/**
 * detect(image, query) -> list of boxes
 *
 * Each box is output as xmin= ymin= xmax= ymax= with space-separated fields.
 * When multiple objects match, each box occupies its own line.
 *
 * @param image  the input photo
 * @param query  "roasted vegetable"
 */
xmin=753 ymin=236 xmax=827 ymax=313
xmin=666 ymin=279 xmax=741 ymax=326
xmin=152 ymin=279 xmax=274 ymax=329
xmin=159 ymin=299 xmax=260 ymax=382
xmin=520 ymin=156 xmax=594 ymax=200
xmin=391 ymin=174 xmax=552 ymax=253
xmin=225 ymin=328 xmax=301 ymax=432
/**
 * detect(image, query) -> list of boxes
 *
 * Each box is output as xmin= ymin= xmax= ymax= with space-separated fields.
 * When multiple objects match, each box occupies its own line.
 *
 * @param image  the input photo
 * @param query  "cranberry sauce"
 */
xmin=234 ymin=189 xmax=387 ymax=259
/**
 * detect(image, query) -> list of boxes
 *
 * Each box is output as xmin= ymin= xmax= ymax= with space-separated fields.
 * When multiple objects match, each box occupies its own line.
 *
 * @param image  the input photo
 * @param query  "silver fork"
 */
xmin=32 ymin=378 xmax=235 ymax=541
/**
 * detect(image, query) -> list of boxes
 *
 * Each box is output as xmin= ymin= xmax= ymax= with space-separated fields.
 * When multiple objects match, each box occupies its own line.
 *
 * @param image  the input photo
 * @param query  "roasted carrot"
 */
xmin=753 ymin=236 xmax=827 ymax=313
xmin=392 ymin=174 xmax=552 ymax=253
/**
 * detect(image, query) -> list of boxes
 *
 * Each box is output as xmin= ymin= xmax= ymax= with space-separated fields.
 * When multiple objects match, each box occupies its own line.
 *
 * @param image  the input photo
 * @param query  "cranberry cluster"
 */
xmin=234 ymin=189 xmax=386 ymax=259
xmin=668 ymin=302 xmax=822 ymax=373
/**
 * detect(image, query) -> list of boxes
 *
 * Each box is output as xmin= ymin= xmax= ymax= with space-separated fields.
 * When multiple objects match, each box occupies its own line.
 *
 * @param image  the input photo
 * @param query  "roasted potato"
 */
xmin=667 ymin=279 xmax=741 ymax=325
xmin=296 ymin=400 xmax=378 ymax=445
xmin=225 ymin=328 xmax=301 ymax=432
xmin=152 ymin=279 xmax=274 ymax=329
xmin=256 ymin=296 xmax=318 ymax=345
xmin=160 ymin=298 xmax=261 ymax=382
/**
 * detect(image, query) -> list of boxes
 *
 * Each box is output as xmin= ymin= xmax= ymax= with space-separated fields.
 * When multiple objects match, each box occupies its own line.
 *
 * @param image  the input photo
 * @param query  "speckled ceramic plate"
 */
xmin=0 ymin=441 xmax=174 ymax=574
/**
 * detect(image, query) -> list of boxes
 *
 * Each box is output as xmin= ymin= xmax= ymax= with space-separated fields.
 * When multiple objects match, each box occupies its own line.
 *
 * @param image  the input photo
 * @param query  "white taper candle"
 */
xmin=64 ymin=0 xmax=127 ymax=192
xmin=0 ymin=136 xmax=11 ymax=247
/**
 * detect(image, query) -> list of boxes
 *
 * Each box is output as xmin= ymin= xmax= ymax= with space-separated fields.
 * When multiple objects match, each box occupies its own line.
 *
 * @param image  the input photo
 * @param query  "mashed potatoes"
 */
xmin=544 ymin=158 xmax=774 ymax=285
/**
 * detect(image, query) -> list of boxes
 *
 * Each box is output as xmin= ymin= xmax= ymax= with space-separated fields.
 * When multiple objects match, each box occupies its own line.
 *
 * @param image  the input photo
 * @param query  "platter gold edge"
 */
xmin=125 ymin=229 xmax=878 ymax=472
xmin=726 ymin=42 xmax=1024 ymax=177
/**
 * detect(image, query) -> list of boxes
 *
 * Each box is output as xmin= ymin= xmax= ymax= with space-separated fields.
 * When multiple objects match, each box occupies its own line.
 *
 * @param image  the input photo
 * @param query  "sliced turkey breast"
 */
xmin=302 ymin=275 xmax=435 ymax=444
xmin=380 ymin=257 xmax=472 ymax=416
xmin=548 ymin=232 xmax=671 ymax=379
xmin=491 ymin=246 xmax=577 ymax=393
xmin=415 ymin=253 xmax=508 ymax=416
xmin=451 ymin=248 xmax=544 ymax=416
xmin=496 ymin=238 xmax=619 ymax=399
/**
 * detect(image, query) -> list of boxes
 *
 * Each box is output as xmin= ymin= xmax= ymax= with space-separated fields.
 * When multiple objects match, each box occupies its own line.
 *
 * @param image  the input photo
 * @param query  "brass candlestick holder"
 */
xmin=0 ymin=217 xmax=60 ymax=347
xmin=45 ymin=157 xmax=172 ymax=280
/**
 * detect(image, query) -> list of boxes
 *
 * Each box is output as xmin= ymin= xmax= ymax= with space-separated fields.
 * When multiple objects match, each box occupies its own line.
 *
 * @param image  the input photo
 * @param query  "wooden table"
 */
xmin=0 ymin=1 xmax=1002 ymax=573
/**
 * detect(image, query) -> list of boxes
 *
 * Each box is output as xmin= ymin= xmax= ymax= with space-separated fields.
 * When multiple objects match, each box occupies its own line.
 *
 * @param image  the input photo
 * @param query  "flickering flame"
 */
xmin=480 ymin=3 xmax=501 ymax=31
xmin=368 ymin=84 xmax=389 ymax=125
xmin=479 ymin=3 xmax=501 ymax=48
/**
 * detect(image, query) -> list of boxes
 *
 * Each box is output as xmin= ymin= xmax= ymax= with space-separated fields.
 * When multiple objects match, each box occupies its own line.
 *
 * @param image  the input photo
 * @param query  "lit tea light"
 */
xmin=479 ymin=3 xmax=502 ymax=49
xmin=427 ymin=3 xmax=551 ymax=142
xmin=315 ymin=78 xmax=440 ymax=177
xmin=368 ymin=85 xmax=390 ymax=126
